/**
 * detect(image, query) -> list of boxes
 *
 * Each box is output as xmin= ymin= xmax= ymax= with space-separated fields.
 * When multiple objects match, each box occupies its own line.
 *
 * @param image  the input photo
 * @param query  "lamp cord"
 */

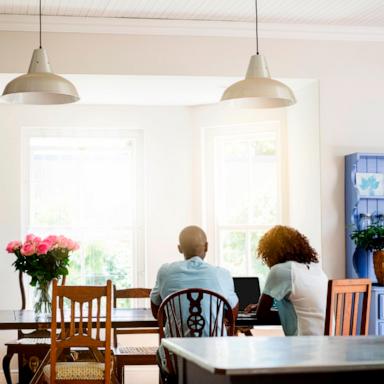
xmin=39 ymin=0 xmax=42 ymax=48
xmin=255 ymin=0 xmax=259 ymax=55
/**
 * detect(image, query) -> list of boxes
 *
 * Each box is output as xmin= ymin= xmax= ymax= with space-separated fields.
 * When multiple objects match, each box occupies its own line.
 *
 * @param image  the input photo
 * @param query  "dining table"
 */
xmin=0 ymin=308 xmax=278 ymax=330
xmin=162 ymin=335 xmax=384 ymax=384
xmin=0 ymin=308 xmax=279 ymax=384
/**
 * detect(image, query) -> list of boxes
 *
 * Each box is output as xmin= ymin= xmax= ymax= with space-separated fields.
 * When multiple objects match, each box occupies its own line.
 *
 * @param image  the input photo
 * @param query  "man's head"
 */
xmin=178 ymin=226 xmax=208 ymax=260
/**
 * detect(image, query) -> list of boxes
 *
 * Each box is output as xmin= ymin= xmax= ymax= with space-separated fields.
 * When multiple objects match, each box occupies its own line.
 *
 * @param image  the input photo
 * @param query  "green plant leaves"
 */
xmin=12 ymin=252 xmax=70 ymax=286
xmin=351 ymin=224 xmax=384 ymax=252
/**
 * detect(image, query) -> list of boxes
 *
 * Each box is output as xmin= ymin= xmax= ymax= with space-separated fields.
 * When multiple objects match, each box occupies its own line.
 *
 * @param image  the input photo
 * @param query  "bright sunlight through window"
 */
xmin=205 ymin=123 xmax=283 ymax=288
xmin=23 ymin=129 xmax=143 ymax=291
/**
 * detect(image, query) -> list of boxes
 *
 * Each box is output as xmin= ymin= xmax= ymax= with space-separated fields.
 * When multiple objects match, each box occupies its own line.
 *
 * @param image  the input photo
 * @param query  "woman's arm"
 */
xmin=255 ymin=293 xmax=274 ymax=321
xmin=244 ymin=294 xmax=274 ymax=316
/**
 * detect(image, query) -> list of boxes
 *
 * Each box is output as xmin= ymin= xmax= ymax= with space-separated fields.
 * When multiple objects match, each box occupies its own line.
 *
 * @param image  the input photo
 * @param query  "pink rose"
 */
xmin=44 ymin=235 xmax=58 ymax=247
xmin=37 ymin=241 xmax=51 ymax=255
xmin=6 ymin=240 xmax=22 ymax=253
xmin=67 ymin=239 xmax=79 ymax=251
xmin=57 ymin=235 xmax=70 ymax=249
xmin=20 ymin=243 xmax=35 ymax=256
xmin=25 ymin=234 xmax=41 ymax=245
xmin=25 ymin=234 xmax=36 ymax=243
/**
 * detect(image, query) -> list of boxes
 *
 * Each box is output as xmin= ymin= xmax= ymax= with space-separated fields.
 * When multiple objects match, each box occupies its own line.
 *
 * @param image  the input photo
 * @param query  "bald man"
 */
xmin=150 ymin=226 xmax=238 ymax=318
xmin=150 ymin=226 xmax=238 ymax=373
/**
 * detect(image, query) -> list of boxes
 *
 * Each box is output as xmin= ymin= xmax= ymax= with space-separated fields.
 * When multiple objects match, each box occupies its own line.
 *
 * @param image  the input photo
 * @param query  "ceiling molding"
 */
xmin=0 ymin=14 xmax=384 ymax=42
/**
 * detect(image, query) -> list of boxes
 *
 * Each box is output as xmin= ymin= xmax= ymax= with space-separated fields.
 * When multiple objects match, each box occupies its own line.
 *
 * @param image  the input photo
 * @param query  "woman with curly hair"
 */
xmin=245 ymin=225 xmax=328 ymax=335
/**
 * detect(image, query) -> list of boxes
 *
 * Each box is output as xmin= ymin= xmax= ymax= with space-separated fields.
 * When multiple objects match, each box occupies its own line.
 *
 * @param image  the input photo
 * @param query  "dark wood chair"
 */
xmin=324 ymin=278 xmax=372 ymax=336
xmin=2 ymin=273 xmax=66 ymax=384
xmin=157 ymin=288 xmax=235 ymax=379
xmin=112 ymin=287 xmax=158 ymax=382
xmin=42 ymin=279 xmax=112 ymax=384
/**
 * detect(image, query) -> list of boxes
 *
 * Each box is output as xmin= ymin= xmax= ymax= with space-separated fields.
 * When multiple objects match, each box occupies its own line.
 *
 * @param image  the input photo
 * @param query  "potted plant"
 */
xmin=6 ymin=234 xmax=79 ymax=314
xmin=351 ymin=224 xmax=384 ymax=285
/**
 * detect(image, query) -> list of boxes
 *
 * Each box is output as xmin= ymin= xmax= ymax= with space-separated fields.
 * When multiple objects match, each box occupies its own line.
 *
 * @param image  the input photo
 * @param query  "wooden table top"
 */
xmin=162 ymin=336 xmax=384 ymax=375
xmin=0 ymin=308 xmax=158 ymax=330
xmin=0 ymin=308 xmax=279 ymax=330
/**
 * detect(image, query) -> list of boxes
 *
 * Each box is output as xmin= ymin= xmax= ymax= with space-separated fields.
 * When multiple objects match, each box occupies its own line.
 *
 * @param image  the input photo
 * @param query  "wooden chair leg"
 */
xmin=114 ymin=358 xmax=123 ymax=383
xmin=2 ymin=351 xmax=13 ymax=384
xmin=29 ymin=350 xmax=50 ymax=384
xmin=111 ymin=369 xmax=120 ymax=384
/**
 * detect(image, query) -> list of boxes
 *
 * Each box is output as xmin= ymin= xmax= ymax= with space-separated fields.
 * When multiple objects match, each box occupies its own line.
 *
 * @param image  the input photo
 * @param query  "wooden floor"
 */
xmin=250 ymin=326 xmax=284 ymax=337
xmin=120 ymin=327 xmax=284 ymax=384
xmin=123 ymin=366 xmax=159 ymax=384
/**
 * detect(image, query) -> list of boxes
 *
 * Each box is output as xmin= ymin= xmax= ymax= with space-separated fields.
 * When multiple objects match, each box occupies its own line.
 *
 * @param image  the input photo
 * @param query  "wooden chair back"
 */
xmin=19 ymin=271 xmax=26 ymax=310
xmin=324 ymin=278 xmax=371 ymax=336
xmin=113 ymin=286 xmax=158 ymax=348
xmin=113 ymin=287 xmax=152 ymax=306
xmin=158 ymin=288 xmax=235 ymax=374
xmin=50 ymin=279 xmax=112 ymax=384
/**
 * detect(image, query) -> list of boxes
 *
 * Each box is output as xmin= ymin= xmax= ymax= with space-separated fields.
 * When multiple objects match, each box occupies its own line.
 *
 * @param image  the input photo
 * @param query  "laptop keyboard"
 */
xmin=237 ymin=312 xmax=257 ymax=318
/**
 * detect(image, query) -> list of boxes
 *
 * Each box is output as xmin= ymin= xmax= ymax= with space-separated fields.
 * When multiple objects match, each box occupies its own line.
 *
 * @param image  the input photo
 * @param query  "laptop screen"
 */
xmin=233 ymin=277 xmax=261 ymax=311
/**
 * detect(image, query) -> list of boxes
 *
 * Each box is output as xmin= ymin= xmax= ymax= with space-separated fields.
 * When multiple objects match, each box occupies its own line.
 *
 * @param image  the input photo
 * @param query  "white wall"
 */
xmin=286 ymin=80 xmax=321 ymax=253
xmin=0 ymin=31 xmax=382 ymax=279
xmin=0 ymin=28 xmax=384 ymax=379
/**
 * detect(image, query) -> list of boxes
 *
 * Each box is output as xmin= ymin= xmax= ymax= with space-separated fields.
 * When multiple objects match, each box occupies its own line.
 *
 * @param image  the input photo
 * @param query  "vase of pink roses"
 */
xmin=6 ymin=234 xmax=79 ymax=315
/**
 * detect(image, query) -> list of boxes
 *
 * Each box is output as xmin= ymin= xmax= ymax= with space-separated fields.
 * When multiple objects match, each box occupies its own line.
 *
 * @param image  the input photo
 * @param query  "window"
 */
xmin=204 ymin=123 xmax=284 ymax=288
xmin=22 ymin=128 xmax=144 ymax=292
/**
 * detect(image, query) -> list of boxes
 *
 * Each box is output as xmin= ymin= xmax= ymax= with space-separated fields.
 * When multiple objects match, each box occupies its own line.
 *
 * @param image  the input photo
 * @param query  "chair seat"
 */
xmin=43 ymin=362 xmax=105 ymax=381
xmin=115 ymin=346 xmax=157 ymax=355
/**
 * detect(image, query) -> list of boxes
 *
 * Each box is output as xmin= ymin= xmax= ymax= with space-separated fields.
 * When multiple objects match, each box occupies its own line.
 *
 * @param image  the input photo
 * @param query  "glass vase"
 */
xmin=34 ymin=280 xmax=52 ymax=315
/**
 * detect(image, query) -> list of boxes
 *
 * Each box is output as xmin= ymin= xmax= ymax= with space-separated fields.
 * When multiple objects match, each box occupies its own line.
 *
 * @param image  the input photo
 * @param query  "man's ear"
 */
xmin=205 ymin=242 xmax=208 ymax=252
xmin=178 ymin=245 xmax=182 ymax=254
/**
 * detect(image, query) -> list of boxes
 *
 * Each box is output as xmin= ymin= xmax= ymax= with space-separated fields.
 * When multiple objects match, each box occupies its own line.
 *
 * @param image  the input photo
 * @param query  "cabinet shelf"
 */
xmin=346 ymin=152 xmax=384 ymax=336
xmin=359 ymin=196 xmax=384 ymax=200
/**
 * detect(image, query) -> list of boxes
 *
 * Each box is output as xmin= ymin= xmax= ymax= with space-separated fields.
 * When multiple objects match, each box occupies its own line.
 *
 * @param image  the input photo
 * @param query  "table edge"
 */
xmin=162 ymin=338 xmax=384 ymax=376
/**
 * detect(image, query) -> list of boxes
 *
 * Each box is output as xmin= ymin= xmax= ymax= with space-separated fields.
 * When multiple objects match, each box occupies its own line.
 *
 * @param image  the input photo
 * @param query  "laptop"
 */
xmin=233 ymin=277 xmax=261 ymax=318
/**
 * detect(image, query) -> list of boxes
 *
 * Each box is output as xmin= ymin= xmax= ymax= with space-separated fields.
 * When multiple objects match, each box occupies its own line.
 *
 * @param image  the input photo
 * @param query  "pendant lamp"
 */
xmin=2 ymin=0 xmax=79 ymax=104
xmin=221 ymin=0 xmax=295 ymax=108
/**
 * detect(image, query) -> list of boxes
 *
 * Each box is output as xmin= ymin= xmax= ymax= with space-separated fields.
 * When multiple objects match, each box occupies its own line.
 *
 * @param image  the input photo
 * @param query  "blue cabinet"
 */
xmin=368 ymin=285 xmax=384 ymax=335
xmin=345 ymin=153 xmax=384 ymax=335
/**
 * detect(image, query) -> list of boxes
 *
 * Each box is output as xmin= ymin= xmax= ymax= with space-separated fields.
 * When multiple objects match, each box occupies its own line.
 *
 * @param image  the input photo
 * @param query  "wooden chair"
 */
xmin=324 ymin=278 xmax=372 ymax=336
xmin=42 ymin=279 xmax=112 ymax=384
xmin=112 ymin=287 xmax=158 ymax=382
xmin=2 ymin=273 xmax=66 ymax=384
xmin=158 ymin=288 xmax=235 ymax=379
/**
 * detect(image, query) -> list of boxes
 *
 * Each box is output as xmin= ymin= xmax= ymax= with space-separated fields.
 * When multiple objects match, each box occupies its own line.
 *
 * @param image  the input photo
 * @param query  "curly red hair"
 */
xmin=257 ymin=225 xmax=318 ymax=268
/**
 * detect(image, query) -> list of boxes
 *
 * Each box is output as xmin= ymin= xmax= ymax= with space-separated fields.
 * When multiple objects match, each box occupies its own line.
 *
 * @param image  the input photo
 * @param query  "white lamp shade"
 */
xmin=221 ymin=55 xmax=296 ymax=108
xmin=2 ymin=48 xmax=79 ymax=104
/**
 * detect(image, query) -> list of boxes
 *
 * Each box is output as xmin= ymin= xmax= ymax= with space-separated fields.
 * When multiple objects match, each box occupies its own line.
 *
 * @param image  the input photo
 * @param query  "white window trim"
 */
xmin=202 ymin=122 xmax=287 ymax=267
xmin=21 ymin=126 xmax=145 ymax=306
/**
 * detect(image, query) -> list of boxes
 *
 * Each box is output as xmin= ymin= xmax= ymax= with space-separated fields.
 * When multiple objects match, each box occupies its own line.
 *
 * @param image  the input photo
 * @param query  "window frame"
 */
xmin=21 ymin=126 xmax=145 ymax=305
xmin=202 ymin=122 xmax=287 ymax=274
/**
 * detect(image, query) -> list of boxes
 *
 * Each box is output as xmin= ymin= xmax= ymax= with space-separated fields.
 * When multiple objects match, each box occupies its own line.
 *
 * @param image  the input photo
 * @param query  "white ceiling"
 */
xmin=0 ymin=0 xmax=383 ymax=27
